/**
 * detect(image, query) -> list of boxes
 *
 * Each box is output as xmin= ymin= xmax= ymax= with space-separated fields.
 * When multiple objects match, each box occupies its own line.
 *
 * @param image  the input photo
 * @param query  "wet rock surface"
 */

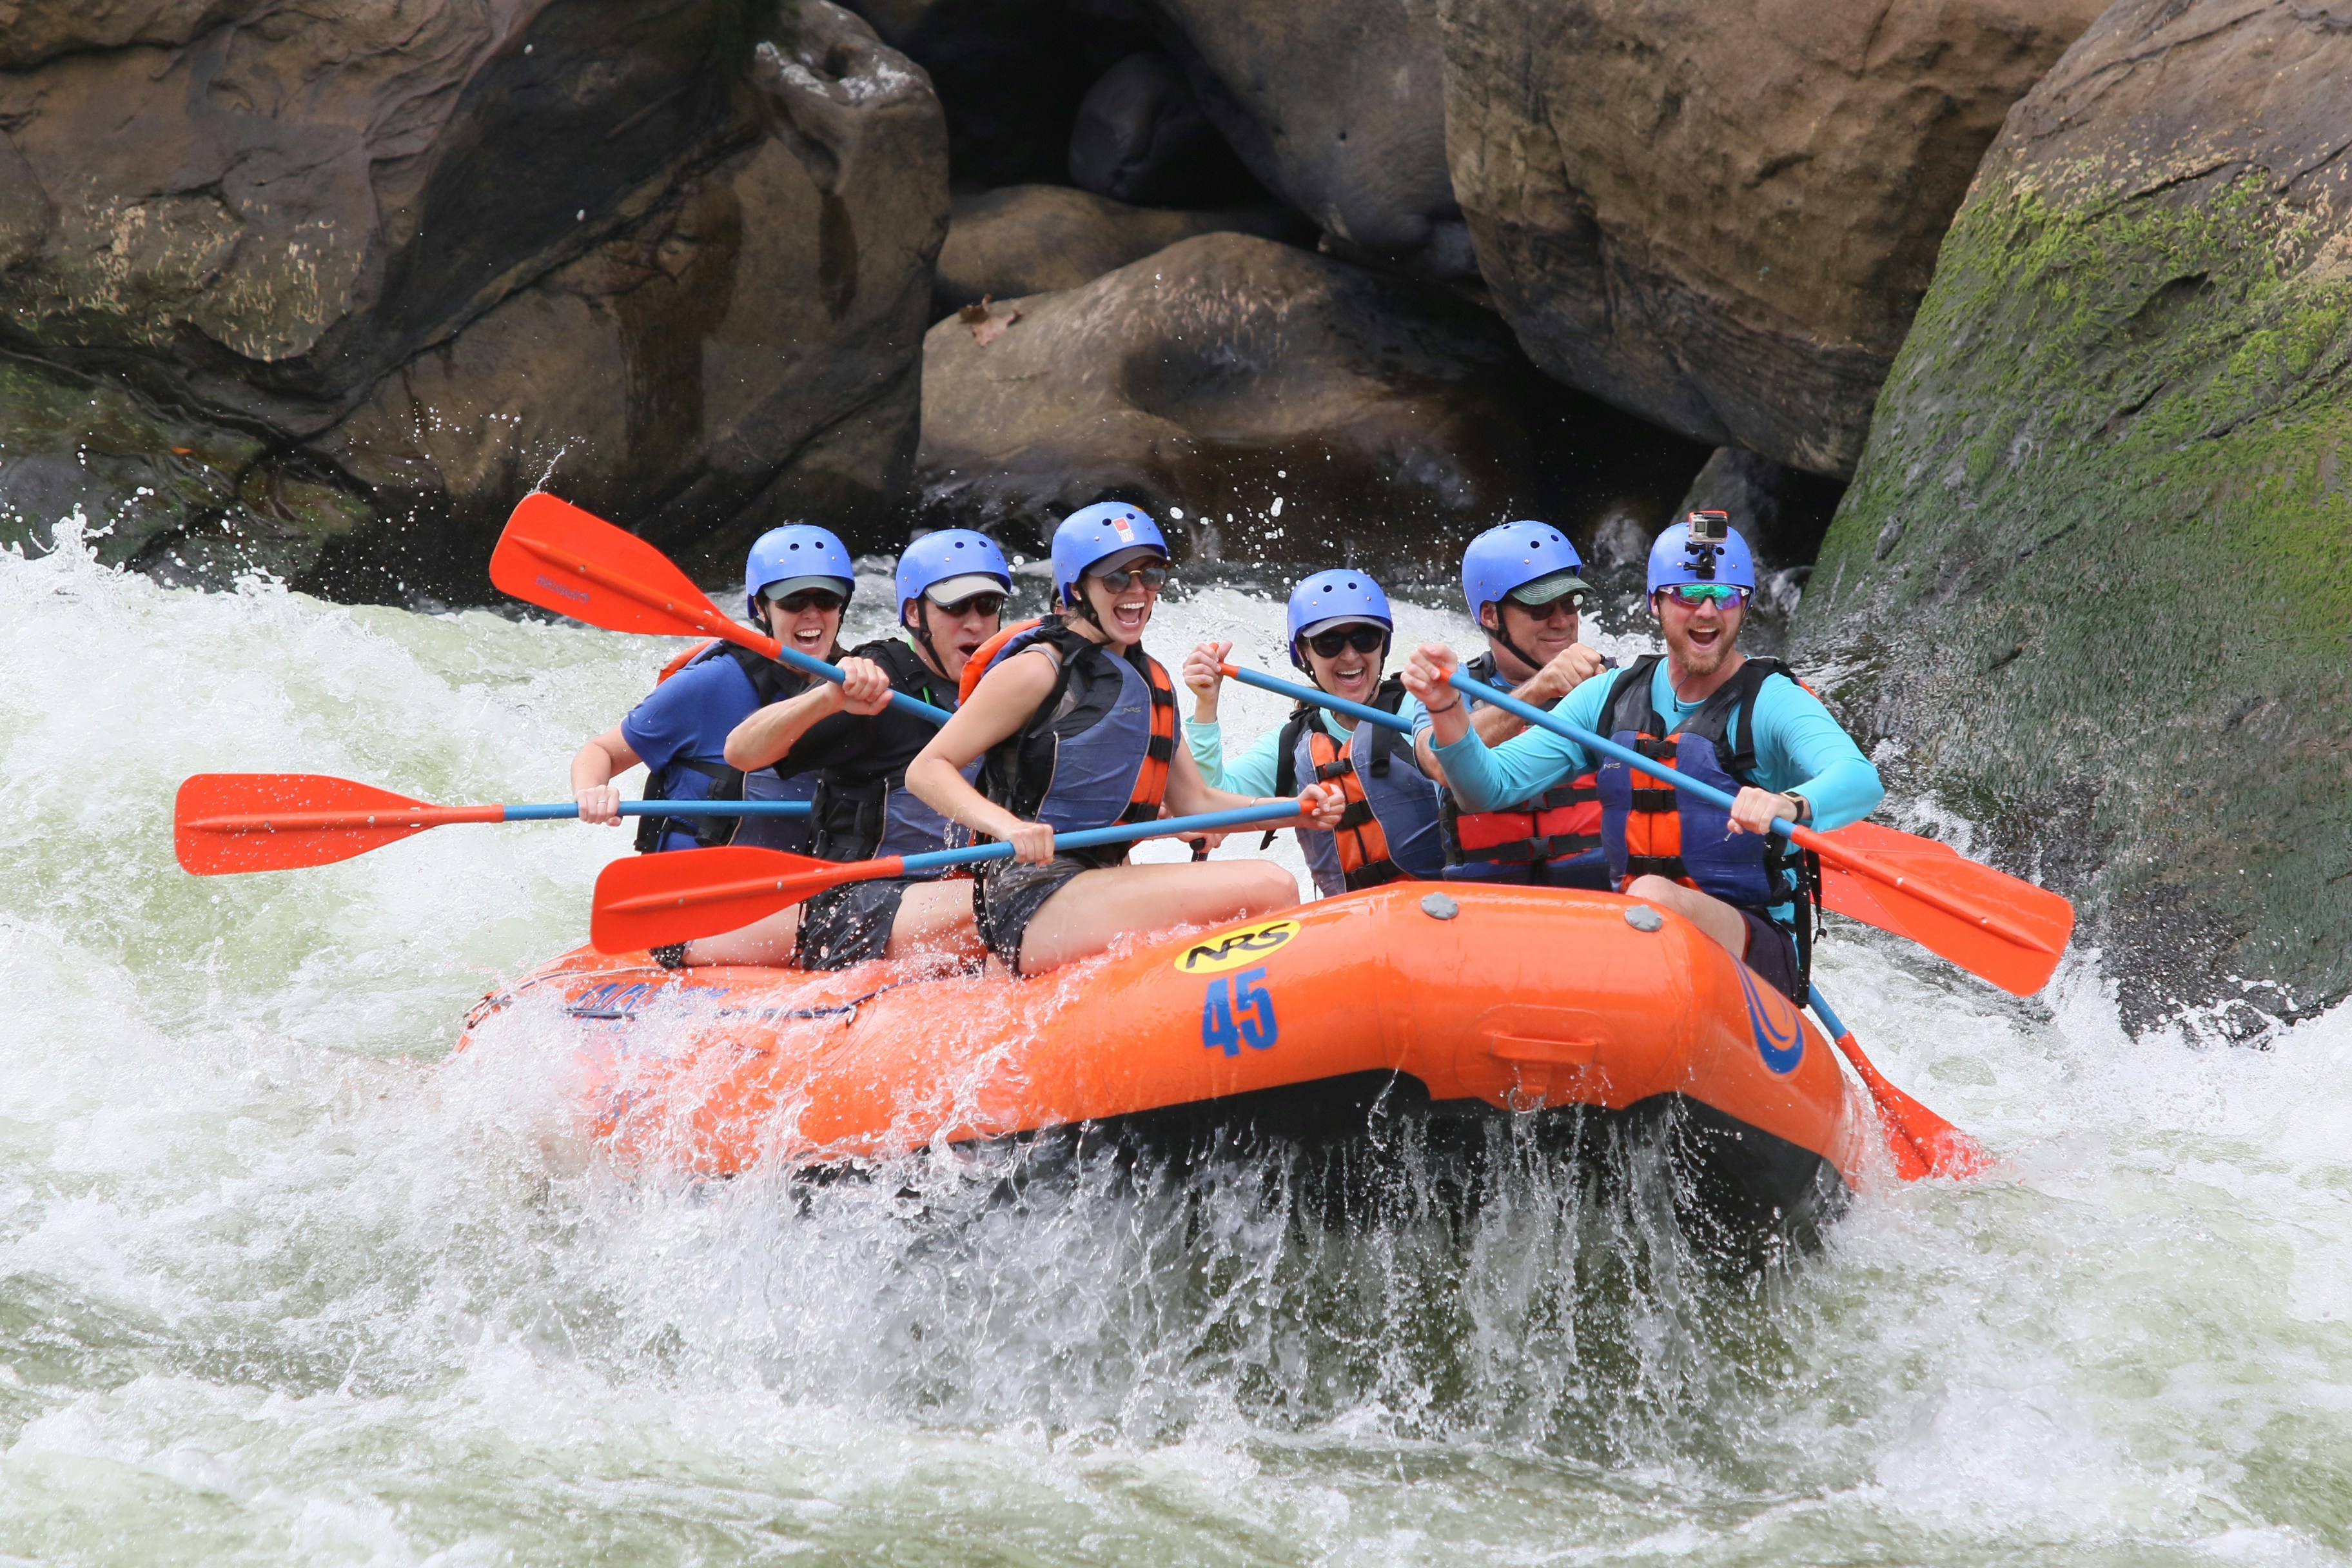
xmin=1792 ymin=0 xmax=2352 ymax=1035
xmin=916 ymin=231 xmax=1598 ymax=554
xmin=933 ymin=185 xmax=1302 ymax=320
xmin=1438 ymin=0 xmax=2105 ymax=476
xmin=0 ymin=0 xmax=947 ymax=598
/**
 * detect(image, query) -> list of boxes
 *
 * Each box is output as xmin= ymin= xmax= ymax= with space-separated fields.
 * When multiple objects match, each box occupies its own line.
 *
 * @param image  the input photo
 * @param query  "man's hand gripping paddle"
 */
xmin=491 ymin=492 xmax=954 ymax=726
xmin=174 ymin=774 xmax=812 ymax=875
xmin=592 ymin=801 xmax=1307 ymax=954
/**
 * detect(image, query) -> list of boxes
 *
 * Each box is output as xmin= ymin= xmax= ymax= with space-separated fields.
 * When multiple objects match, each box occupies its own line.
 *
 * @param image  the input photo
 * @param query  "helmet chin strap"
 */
xmin=1482 ymin=606 xmax=1545 ymax=682
xmin=906 ymin=599 xmax=946 ymax=676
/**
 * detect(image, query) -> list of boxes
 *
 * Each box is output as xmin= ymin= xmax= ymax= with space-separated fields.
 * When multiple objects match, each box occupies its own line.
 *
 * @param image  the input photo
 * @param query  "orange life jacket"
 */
xmin=1304 ymin=728 xmax=1408 ymax=887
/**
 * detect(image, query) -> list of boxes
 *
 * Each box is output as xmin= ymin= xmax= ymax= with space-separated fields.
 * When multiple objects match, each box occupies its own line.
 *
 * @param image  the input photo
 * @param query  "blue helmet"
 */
xmin=1050 ymin=502 xmax=1167 ymax=609
xmin=745 ymin=524 xmax=856 ymax=619
xmin=1646 ymin=511 xmax=1756 ymax=594
xmin=895 ymin=529 xmax=1011 ymax=623
xmin=1460 ymin=520 xmax=1587 ymax=621
xmin=1285 ymin=569 xmax=1393 ymax=671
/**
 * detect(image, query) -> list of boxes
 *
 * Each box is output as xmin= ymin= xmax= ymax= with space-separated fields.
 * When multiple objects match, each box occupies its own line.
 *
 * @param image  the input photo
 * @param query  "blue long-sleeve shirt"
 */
xmin=1431 ymin=658 xmax=1883 ymax=828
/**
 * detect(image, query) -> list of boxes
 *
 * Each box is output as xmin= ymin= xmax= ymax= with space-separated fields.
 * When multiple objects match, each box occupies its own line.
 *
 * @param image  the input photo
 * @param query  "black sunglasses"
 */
xmin=1304 ymin=625 xmax=1386 ymax=658
xmin=930 ymin=592 xmax=1005 ymax=618
xmin=770 ymin=588 xmax=847 ymax=614
xmin=1509 ymin=593 xmax=1585 ymax=621
xmin=1093 ymin=564 xmax=1168 ymax=593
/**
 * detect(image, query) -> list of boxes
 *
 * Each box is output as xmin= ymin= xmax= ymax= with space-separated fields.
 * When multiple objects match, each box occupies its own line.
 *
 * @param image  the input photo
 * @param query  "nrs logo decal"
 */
xmin=1173 ymin=918 xmax=1298 ymax=974
xmin=1734 ymin=964 xmax=1805 ymax=1075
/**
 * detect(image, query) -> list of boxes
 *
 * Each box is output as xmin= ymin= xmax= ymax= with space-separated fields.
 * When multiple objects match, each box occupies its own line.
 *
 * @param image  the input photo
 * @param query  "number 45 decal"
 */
xmin=1201 ymin=965 xmax=1278 ymax=1057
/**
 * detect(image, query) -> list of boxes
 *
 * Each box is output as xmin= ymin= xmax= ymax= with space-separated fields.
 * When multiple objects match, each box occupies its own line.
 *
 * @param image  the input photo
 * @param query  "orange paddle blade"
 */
xmin=1812 ymin=821 xmax=2075 ymax=997
xmin=1827 ymin=1029 xmax=1990 ymax=1181
xmin=492 ymin=493 xmax=769 ymax=650
xmin=591 ymin=846 xmax=894 ymax=954
xmin=175 ymin=774 xmax=500 ymax=874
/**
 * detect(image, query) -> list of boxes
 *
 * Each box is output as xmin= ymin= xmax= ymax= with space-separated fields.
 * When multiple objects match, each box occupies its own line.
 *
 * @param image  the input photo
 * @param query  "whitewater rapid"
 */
xmin=1 ymin=520 xmax=2346 ymax=1564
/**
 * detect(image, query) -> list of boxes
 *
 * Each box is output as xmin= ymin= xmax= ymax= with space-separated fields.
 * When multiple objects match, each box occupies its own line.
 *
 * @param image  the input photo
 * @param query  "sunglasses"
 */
xmin=1509 ymin=593 xmax=1585 ymax=620
xmin=1093 ymin=564 xmax=1168 ymax=593
xmin=931 ymin=593 xmax=1005 ymax=618
xmin=1663 ymin=583 xmax=1749 ymax=609
xmin=1304 ymin=625 xmax=1387 ymax=658
xmin=771 ymin=588 xmax=847 ymax=614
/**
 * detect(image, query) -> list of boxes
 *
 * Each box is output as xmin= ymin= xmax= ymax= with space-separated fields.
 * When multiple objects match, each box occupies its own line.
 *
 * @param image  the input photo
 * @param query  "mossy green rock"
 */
xmin=1794 ymin=0 xmax=2352 ymax=1036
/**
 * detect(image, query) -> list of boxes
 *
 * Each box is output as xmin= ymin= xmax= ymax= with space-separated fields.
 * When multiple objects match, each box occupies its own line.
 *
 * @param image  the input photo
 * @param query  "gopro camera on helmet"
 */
xmin=1681 ymin=509 xmax=1729 ymax=579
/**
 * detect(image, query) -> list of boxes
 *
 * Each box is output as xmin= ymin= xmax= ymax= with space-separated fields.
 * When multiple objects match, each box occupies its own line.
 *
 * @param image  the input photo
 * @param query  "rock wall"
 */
xmin=917 ymin=232 xmax=1582 ymax=554
xmin=1792 ymin=0 xmax=2352 ymax=1036
xmin=0 ymin=0 xmax=947 ymax=598
xmin=1438 ymin=0 xmax=2106 ymax=476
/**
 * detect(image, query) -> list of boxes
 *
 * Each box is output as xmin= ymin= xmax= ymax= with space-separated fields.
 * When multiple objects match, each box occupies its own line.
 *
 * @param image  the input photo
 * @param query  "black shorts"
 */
xmin=1738 ymin=908 xmax=1803 ymax=1003
xmin=794 ymin=877 xmax=910 ymax=970
xmin=972 ymin=853 xmax=1101 ymax=975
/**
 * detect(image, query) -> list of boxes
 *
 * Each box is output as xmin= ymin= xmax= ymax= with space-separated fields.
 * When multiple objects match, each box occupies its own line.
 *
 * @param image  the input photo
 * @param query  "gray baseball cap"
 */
xmin=1506 ymin=569 xmax=1589 ymax=606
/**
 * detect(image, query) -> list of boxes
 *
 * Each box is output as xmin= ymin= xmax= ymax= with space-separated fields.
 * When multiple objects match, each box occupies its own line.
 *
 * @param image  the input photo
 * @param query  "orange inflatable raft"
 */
xmin=466 ymin=883 xmax=1876 ymax=1245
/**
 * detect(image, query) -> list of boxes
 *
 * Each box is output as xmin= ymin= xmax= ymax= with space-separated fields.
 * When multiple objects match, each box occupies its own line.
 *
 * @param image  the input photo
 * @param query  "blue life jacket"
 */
xmin=975 ymin=620 xmax=1176 ymax=870
xmin=1271 ymin=677 xmax=1444 ymax=897
xmin=1436 ymin=652 xmax=1612 ymax=890
xmin=636 ymin=640 xmax=818 ymax=854
xmin=1594 ymin=653 xmax=1808 ymax=917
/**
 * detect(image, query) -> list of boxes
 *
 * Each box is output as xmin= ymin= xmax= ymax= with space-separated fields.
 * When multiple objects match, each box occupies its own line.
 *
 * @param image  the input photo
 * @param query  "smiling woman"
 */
xmin=1183 ymin=566 xmax=1446 ymax=897
xmin=906 ymin=502 xmax=1344 ymax=974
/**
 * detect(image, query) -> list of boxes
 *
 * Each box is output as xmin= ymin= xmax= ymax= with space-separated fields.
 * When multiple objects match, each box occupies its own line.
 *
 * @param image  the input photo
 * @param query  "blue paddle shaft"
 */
xmin=767 ymin=642 xmax=954 ymax=726
xmin=498 ymin=801 xmax=814 ymax=821
xmin=1806 ymin=984 xmax=1847 ymax=1039
xmin=1449 ymin=669 xmax=1799 ymax=838
xmin=1222 ymin=663 xmax=1413 ymax=734
xmin=895 ymin=800 xmax=1303 ymax=876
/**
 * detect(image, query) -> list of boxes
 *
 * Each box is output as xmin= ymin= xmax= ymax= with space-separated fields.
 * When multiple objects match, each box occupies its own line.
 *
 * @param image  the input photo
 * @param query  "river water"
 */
xmin=1 ymin=518 xmax=2346 ymax=1565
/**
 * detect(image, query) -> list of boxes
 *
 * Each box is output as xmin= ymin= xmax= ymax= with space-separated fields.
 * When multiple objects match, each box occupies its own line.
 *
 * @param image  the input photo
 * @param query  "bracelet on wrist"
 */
xmin=1424 ymin=696 xmax=1462 ymax=716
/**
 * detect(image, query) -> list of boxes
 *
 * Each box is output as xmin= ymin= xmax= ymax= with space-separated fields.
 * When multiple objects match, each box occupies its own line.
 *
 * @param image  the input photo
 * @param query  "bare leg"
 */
xmin=1015 ymin=860 xmax=1302 ymax=975
xmin=681 ymin=881 xmax=981 ymax=970
xmin=1624 ymin=874 xmax=1747 ymax=959
xmin=885 ymin=879 xmax=986 ymax=965
xmin=681 ymin=905 xmax=800 ymax=966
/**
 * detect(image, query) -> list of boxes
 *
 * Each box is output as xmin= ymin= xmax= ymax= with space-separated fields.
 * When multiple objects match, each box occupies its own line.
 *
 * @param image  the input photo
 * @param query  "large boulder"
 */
xmin=1141 ymin=0 xmax=1473 ymax=279
xmin=1791 ymin=0 xmax=2352 ymax=1037
xmin=0 ymin=0 xmax=947 ymax=600
xmin=932 ymin=184 xmax=1300 ymax=318
xmin=1437 ymin=0 xmax=2106 ymax=476
xmin=916 ymin=231 xmax=1562 ymax=549
xmin=309 ymin=12 xmax=951 ymax=597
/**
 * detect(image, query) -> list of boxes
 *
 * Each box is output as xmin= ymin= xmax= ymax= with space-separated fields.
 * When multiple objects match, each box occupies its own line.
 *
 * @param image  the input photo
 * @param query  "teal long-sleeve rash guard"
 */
xmin=1430 ymin=658 xmax=1884 ymax=830
xmin=1186 ymin=689 xmax=1431 ymax=798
